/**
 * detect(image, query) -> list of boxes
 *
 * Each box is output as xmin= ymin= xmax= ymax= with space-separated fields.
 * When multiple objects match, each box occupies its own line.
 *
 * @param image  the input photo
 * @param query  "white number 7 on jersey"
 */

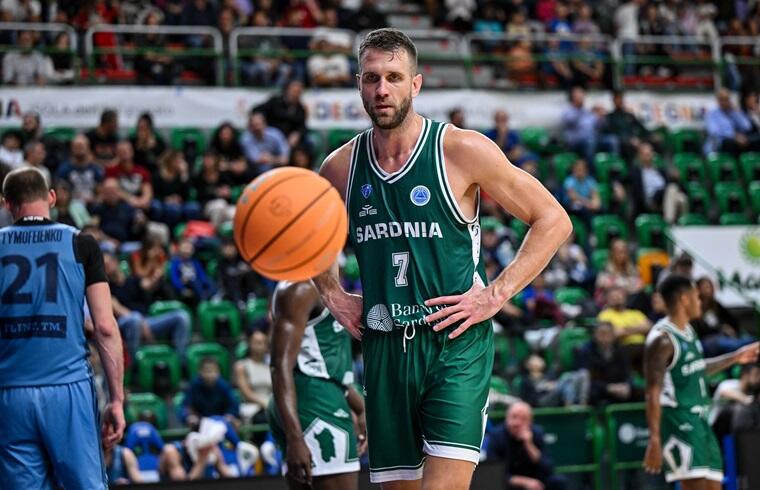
xmin=392 ymin=252 xmax=409 ymax=287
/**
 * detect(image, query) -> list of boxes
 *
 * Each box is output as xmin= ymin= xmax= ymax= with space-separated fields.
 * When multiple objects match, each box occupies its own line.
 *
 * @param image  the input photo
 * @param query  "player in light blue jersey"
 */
xmin=0 ymin=167 xmax=125 ymax=489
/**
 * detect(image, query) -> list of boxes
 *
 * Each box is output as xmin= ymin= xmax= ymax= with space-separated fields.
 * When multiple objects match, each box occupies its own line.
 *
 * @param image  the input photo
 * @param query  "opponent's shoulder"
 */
xmin=319 ymin=135 xmax=359 ymax=196
xmin=273 ymin=280 xmax=320 ymax=317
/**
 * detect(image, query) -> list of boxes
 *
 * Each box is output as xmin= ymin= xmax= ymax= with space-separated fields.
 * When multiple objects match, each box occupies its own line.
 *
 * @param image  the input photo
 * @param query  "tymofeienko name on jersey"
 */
xmin=355 ymin=221 xmax=443 ymax=243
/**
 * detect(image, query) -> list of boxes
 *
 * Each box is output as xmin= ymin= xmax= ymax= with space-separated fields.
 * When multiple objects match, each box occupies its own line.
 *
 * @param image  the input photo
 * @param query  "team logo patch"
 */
xmin=366 ymin=304 xmax=394 ymax=332
xmin=361 ymin=184 xmax=372 ymax=198
xmin=410 ymin=185 xmax=430 ymax=206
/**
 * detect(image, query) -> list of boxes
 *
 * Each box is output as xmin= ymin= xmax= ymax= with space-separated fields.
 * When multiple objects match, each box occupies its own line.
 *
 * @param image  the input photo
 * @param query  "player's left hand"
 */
xmin=424 ymin=281 xmax=504 ymax=339
xmin=354 ymin=412 xmax=368 ymax=456
xmin=735 ymin=342 xmax=760 ymax=364
xmin=102 ymin=401 xmax=126 ymax=450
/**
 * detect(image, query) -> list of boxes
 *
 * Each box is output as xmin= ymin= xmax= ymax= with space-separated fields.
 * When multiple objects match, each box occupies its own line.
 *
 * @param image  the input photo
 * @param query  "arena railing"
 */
xmin=0 ymin=22 xmax=78 ymax=82
xmin=84 ymin=24 xmax=224 ymax=86
xmin=229 ymin=27 xmax=357 ymax=87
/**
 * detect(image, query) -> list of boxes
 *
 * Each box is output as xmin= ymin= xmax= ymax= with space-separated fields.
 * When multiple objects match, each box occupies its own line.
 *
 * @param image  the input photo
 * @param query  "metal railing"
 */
xmin=0 ymin=22 xmax=78 ymax=84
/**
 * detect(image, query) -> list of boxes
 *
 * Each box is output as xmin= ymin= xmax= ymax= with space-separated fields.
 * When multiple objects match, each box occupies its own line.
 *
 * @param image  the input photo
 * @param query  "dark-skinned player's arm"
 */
xmin=643 ymin=332 xmax=674 ymax=474
xmin=270 ymin=281 xmax=320 ymax=485
xmin=425 ymin=129 xmax=573 ymax=338
xmin=345 ymin=386 xmax=368 ymax=455
xmin=314 ymin=141 xmax=364 ymax=339
xmin=704 ymin=341 xmax=760 ymax=376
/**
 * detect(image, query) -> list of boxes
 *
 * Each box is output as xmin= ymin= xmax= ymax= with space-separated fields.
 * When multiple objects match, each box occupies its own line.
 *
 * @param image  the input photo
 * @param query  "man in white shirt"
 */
xmin=2 ymin=30 xmax=53 ymax=85
xmin=614 ymin=0 xmax=645 ymax=76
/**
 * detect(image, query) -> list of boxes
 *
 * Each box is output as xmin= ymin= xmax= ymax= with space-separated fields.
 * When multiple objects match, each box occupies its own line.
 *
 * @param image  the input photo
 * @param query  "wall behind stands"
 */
xmin=0 ymin=88 xmax=714 ymax=131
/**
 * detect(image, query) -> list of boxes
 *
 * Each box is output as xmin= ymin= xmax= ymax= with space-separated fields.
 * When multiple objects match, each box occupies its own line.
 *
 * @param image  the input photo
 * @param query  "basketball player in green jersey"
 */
xmin=644 ymin=275 xmax=758 ymax=489
xmin=268 ymin=280 xmax=367 ymax=489
xmin=315 ymin=29 xmax=572 ymax=489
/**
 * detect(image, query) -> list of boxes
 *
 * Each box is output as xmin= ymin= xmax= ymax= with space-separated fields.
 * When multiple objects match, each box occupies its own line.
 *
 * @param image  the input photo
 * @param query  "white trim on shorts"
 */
xmin=664 ymin=467 xmax=724 ymax=483
xmin=369 ymin=462 xmax=425 ymax=483
xmin=423 ymin=440 xmax=481 ymax=465
xmin=282 ymin=460 xmax=360 ymax=478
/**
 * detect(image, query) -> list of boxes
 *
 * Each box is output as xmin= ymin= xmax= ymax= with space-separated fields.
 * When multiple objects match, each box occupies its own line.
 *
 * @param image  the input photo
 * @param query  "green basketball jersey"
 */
xmin=647 ymin=318 xmax=710 ymax=416
xmin=345 ymin=118 xmax=488 ymax=333
xmin=272 ymin=285 xmax=354 ymax=387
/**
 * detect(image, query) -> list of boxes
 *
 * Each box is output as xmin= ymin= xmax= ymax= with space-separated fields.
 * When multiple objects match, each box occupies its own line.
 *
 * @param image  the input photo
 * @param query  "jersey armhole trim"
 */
xmin=663 ymin=329 xmax=680 ymax=371
xmin=344 ymin=132 xmax=363 ymax=213
xmin=435 ymin=123 xmax=478 ymax=225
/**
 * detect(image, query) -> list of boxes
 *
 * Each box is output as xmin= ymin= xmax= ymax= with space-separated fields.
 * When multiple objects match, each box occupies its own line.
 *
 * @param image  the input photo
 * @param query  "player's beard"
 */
xmin=364 ymin=93 xmax=412 ymax=130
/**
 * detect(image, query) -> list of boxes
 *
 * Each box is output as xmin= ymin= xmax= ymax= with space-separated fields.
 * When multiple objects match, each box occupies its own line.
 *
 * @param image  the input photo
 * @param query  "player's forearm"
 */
xmin=94 ymin=316 xmax=125 ymax=404
xmin=645 ymin=386 xmax=662 ymax=442
xmin=313 ymin=260 xmax=345 ymax=305
xmin=345 ymin=387 xmax=365 ymax=415
xmin=705 ymin=351 xmax=738 ymax=376
xmin=491 ymin=209 xmax=572 ymax=303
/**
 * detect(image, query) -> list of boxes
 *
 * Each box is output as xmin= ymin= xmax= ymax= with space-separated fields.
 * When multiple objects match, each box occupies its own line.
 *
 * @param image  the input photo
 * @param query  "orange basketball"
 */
xmin=233 ymin=167 xmax=347 ymax=281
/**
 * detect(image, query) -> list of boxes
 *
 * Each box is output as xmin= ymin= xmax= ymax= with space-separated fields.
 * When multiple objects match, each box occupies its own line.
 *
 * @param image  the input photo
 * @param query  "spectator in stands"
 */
xmin=216 ymin=238 xmax=264 ymax=304
xmin=0 ymin=0 xmax=41 ymax=22
xmin=506 ymin=7 xmax=530 ymax=36
xmin=288 ymin=146 xmax=313 ymax=169
xmin=234 ymin=330 xmax=272 ymax=424
xmin=563 ymin=159 xmax=601 ymax=226
xmin=130 ymin=112 xmax=167 ymax=172
xmin=159 ymin=435 xmax=231 ymax=481
xmin=103 ymin=248 xmax=191 ymax=362
xmin=169 ymin=237 xmax=217 ymax=307
xmin=86 ymin=109 xmax=120 ymax=163
xmin=693 ymin=276 xmax=754 ymax=357
xmin=130 ymin=235 xmax=173 ymax=301
xmin=543 ymin=38 xmax=574 ymax=89
xmin=22 ymin=140 xmax=51 ymax=185
xmin=505 ymin=39 xmax=537 ymax=83
xmin=51 ymin=179 xmax=91 ymax=229
xmin=134 ymin=8 xmax=175 ymax=86
xmin=484 ymin=110 xmax=521 ymax=158
xmin=56 ymin=134 xmax=103 ymax=204
xmin=193 ymin=152 xmax=235 ymax=227
xmin=49 ymin=31 xmax=75 ymax=84
xmin=523 ymin=271 xmax=564 ymax=328
xmin=0 ymin=131 xmax=23 ymax=170
xmin=280 ymin=0 xmax=323 ymax=28
xmin=535 ymin=0 xmax=557 ymax=24
xmin=487 ymin=401 xmax=567 ymax=490
xmin=602 ymin=91 xmax=652 ymax=162
xmin=253 ymin=80 xmax=308 ymax=150
xmin=209 ymin=122 xmax=245 ymax=163
xmin=180 ymin=0 xmax=217 ymax=27
xmin=544 ymin=232 xmax=593 ymax=290
xmin=573 ymin=4 xmax=600 ymax=35
xmin=346 ymin=0 xmax=387 ymax=31
xmin=240 ymin=111 xmax=289 ymax=173
xmin=561 ymin=86 xmax=617 ymax=166
xmin=106 ymin=140 xmax=154 ymax=211
xmin=151 ymin=150 xmax=201 ymax=228
xmin=711 ymin=364 xmax=760 ymax=441
xmin=90 ymin=177 xmax=146 ymax=244
xmin=656 ymin=252 xmax=694 ymax=288
xmin=631 ymin=142 xmax=689 ymax=224
xmin=576 ymin=322 xmax=634 ymax=406
xmin=614 ymin=0 xmax=644 ymax=75
xmin=2 ymin=30 xmax=53 ymax=85
xmin=741 ymin=91 xmax=760 ymax=136
xmin=597 ymin=286 xmax=651 ymax=372
xmin=307 ymin=14 xmax=353 ymax=88
xmin=449 ymin=107 xmax=466 ymax=129
xmin=637 ymin=3 xmax=669 ymax=77
xmin=105 ymin=444 xmax=142 ymax=485
xmin=182 ymin=357 xmax=239 ymax=426
xmin=518 ymin=354 xmax=589 ymax=407
xmin=444 ymin=0 xmax=477 ymax=32
xmin=705 ymin=88 xmax=760 ymax=155
xmin=570 ymin=38 xmax=605 ymax=89
xmin=695 ymin=2 xmax=719 ymax=41
xmin=19 ymin=110 xmax=42 ymax=146
xmin=595 ymin=238 xmax=645 ymax=303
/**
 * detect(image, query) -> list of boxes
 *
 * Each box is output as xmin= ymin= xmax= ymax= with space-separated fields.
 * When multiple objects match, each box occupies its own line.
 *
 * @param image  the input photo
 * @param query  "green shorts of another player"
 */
xmin=267 ymin=373 xmax=360 ymax=477
xmin=660 ymin=407 xmax=723 ymax=483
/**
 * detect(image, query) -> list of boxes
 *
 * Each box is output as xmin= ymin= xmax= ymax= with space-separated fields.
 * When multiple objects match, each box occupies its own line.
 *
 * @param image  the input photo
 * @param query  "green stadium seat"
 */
xmin=246 ymin=297 xmax=269 ymax=326
xmin=569 ymin=216 xmax=588 ymax=248
xmin=591 ymin=214 xmax=628 ymax=249
xmin=605 ymin=403 xmax=649 ymax=490
xmin=719 ymin=213 xmax=751 ymax=225
xmin=673 ymin=153 xmax=705 ymax=182
xmin=635 ymin=214 xmax=669 ymax=249
xmin=553 ymin=152 xmax=579 ymax=183
xmin=677 ymin=213 xmax=709 ymax=226
xmin=186 ymin=342 xmax=231 ymax=380
xmin=597 ymin=183 xmax=611 ymax=211
xmin=493 ymin=334 xmax=530 ymax=375
xmin=651 ymin=153 xmax=666 ymax=170
xmin=44 ymin=127 xmax=77 ymax=142
xmin=327 ymin=129 xmax=359 ymax=152
xmin=555 ymin=287 xmax=589 ymax=306
xmin=686 ymin=182 xmax=711 ymax=215
xmin=489 ymin=376 xmax=511 ymax=395
xmin=149 ymin=300 xmax=194 ymax=326
xmin=235 ymin=339 xmax=248 ymax=359
xmin=706 ymin=153 xmax=738 ymax=183
xmin=198 ymin=300 xmax=241 ymax=341
xmin=594 ymin=153 xmax=627 ymax=183
xmin=510 ymin=218 xmax=528 ymax=243
xmin=740 ymin=153 xmax=760 ymax=182
xmin=126 ymin=392 xmax=168 ymax=430
xmin=170 ymin=127 xmax=206 ymax=153
xmin=591 ymin=249 xmax=609 ymax=272
xmin=546 ymin=327 xmax=590 ymax=372
xmin=217 ymin=221 xmax=234 ymax=239
xmin=668 ymin=128 xmax=702 ymax=154
xmin=520 ymin=127 xmax=550 ymax=153
xmin=714 ymin=182 xmax=748 ymax=214
xmin=135 ymin=345 xmax=181 ymax=394
xmin=750 ymin=181 xmax=760 ymax=215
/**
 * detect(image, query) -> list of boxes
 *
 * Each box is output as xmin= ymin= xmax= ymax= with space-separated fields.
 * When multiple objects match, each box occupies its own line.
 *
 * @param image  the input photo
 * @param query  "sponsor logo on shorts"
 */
xmin=333 ymin=409 xmax=350 ymax=418
xmin=678 ymin=423 xmax=694 ymax=432
xmin=410 ymin=185 xmax=430 ymax=206
xmin=366 ymin=304 xmax=394 ymax=332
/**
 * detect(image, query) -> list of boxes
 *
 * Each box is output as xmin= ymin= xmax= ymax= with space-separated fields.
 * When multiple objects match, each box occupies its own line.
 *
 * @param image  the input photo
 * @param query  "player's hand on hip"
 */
xmin=424 ymin=281 xmax=503 ymax=339
xmin=286 ymin=436 xmax=313 ymax=484
xmin=643 ymin=438 xmax=662 ymax=474
xmin=327 ymin=291 xmax=364 ymax=339
xmin=735 ymin=341 xmax=760 ymax=364
xmin=101 ymin=401 xmax=125 ymax=450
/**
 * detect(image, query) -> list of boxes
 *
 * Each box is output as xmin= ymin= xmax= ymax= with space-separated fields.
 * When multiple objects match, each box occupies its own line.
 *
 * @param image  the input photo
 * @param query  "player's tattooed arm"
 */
xmin=643 ymin=333 xmax=674 ymax=474
xmin=705 ymin=341 xmax=760 ymax=375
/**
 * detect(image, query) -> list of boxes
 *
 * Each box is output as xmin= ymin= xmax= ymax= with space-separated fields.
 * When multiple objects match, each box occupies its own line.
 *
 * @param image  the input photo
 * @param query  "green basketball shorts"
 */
xmin=267 ymin=373 xmax=360 ymax=477
xmin=362 ymin=321 xmax=493 ymax=483
xmin=660 ymin=407 xmax=723 ymax=483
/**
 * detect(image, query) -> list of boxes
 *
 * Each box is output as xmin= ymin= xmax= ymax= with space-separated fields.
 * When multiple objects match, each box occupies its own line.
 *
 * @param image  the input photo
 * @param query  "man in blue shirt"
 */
xmin=563 ymin=158 xmax=601 ymax=227
xmin=705 ymin=88 xmax=760 ymax=155
xmin=561 ymin=86 xmax=619 ymax=166
xmin=0 ymin=167 xmax=125 ymax=489
xmin=239 ymin=111 xmax=290 ymax=174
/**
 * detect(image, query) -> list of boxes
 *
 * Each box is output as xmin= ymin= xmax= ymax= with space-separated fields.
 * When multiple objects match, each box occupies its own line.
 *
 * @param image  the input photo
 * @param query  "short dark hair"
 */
xmin=358 ymin=28 xmax=418 ymax=74
xmin=658 ymin=274 xmax=694 ymax=310
xmin=741 ymin=363 xmax=760 ymax=377
xmin=2 ymin=167 xmax=49 ymax=205
xmin=100 ymin=109 xmax=118 ymax=126
xmin=673 ymin=253 xmax=693 ymax=268
xmin=199 ymin=357 xmax=219 ymax=370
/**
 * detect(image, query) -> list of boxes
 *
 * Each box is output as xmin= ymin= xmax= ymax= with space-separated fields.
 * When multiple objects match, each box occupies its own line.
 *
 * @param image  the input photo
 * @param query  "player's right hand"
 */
xmin=102 ymin=401 xmax=126 ymax=450
xmin=286 ymin=437 xmax=313 ymax=484
xmin=643 ymin=438 xmax=662 ymax=474
xmin=327 ymin=291 xmax=364 ymax=339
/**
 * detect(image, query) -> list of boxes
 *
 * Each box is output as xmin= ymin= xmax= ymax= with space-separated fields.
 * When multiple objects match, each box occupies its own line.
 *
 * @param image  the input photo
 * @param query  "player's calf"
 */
xmin=421 ymin=456 xmax=475 ymax=490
